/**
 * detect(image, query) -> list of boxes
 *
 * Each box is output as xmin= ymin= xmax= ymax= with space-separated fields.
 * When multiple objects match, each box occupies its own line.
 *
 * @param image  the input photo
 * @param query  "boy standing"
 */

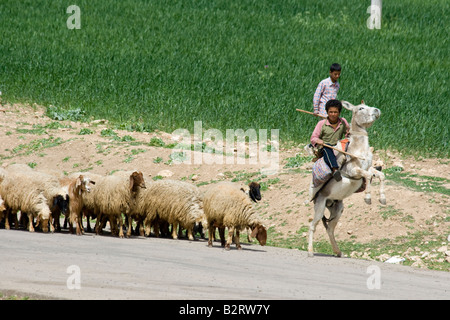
xmin=313 ymin=63 xmax=341 ymax=117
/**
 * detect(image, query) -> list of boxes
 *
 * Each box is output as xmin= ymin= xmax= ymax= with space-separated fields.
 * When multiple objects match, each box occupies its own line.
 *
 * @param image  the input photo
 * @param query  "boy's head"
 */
xmin=329 ymin=63 xmax=341 ymax=83
xmin=325 ymin=99 xmax=342 ymax=113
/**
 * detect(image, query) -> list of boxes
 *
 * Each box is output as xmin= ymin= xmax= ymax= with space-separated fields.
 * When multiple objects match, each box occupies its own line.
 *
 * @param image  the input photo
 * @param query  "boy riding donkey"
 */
xmin=310 ymin=99 xmax=350 ymax=181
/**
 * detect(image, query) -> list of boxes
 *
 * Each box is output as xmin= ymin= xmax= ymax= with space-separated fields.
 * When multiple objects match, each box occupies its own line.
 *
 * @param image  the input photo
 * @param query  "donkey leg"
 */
xmin=325 ymin=201 xmax=344 ymax=257
xmin=370 ymin=167 xmax=386 ymax=205
xmin=308 ymin=196 xmax=326 ymax=257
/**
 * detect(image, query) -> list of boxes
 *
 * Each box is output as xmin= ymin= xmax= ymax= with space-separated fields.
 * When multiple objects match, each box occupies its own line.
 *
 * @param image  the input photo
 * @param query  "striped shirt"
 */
xmin=313 ymin=77 xmax=340 ymax=117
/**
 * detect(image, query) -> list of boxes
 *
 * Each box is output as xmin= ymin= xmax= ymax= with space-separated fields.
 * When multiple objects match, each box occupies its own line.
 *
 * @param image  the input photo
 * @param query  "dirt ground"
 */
xmin=0 ymin=103 xmax=449 ymax=267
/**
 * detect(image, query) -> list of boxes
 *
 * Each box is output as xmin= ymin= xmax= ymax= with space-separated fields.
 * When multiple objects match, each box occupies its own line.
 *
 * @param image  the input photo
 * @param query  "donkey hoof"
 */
xmin=379 ymin=197 xmax=387 ymax=205
xmin=364 ymin=198 xmax=372 ymax=205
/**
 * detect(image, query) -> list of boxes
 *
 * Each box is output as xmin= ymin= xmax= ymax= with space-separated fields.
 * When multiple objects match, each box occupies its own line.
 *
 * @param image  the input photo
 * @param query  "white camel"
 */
xmin=308 ymin=100 xmax=385 ymax=257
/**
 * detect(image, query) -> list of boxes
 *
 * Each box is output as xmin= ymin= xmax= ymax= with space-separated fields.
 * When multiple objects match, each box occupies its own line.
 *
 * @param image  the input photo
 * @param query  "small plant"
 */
xmin=78 ymin=128 xmax=93 ymax=135
xmin=100 ymin=128 xmax=118 ymax=138
xmin=149 ymin=137 xmax=165 ymax=147
xmin=46 ymin=106 xmax=85 ymax=121
xmin=153 ymin=157 xmax=163 ymax=163
xmin=27 ymin=162 xmax=37 ymax=169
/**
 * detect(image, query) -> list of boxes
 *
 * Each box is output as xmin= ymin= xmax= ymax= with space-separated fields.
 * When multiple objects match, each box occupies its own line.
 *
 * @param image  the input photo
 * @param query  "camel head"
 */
xmin=341 ymin=100 xmax=381 ymax=130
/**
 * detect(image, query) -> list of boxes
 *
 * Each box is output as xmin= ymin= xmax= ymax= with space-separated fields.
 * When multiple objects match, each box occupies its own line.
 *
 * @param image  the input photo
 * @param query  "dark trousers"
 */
xmin=322 ymin=145 xmax=339 ymax=169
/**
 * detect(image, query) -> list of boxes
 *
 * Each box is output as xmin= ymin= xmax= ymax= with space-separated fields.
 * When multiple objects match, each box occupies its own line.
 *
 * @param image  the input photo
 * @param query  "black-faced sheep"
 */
xmin=203 ymin=181 xmax=267 ymax=250
xmin=93 ymin=171 xmax=146 ymax=238
xmin=138 ymin=179 xmax=206 ymax=240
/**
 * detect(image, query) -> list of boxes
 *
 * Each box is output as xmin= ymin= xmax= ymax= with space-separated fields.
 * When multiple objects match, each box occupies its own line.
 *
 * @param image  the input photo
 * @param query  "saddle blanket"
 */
xmin=312 ymin=157 xmax=332 ymax=188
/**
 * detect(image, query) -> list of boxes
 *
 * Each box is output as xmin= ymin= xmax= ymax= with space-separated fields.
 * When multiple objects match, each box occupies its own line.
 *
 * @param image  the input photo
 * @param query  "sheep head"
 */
xmin=36 ymin=194 xmax=52 ymax=233
xmin=129 ymin=171 xmax=146 ymax=192
xmin=248 ymin=182 xmax=261 ymax=202
xmin=75 ymin=175 xmax=96 ymax=195
xmin=53 ymin=194 xmax=69 ymax=215
xmin=251 ymin=224 xmax=267 ymax=246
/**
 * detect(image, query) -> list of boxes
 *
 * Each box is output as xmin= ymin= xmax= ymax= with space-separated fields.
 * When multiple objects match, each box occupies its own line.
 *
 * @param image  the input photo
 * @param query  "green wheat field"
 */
xmin=0 ymin=0 xmax=448 ymax=157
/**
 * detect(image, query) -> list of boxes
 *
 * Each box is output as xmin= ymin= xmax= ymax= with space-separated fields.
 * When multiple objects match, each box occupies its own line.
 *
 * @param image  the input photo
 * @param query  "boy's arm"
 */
xmin=313 ymin=81 xmax=324 ymax=114
xmin=310 ymin=120 xmax=325 ymax=146
xmin=342 ymin=118 xmax=350 ymax=138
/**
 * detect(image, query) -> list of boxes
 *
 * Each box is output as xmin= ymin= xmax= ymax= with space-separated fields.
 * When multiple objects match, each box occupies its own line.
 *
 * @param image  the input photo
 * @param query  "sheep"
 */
xmin=0 ymin=171 xmax=52 ymax=232
xmin=209 ymin=181 xmax=262 ymax=243
xmin=138 ymin=179 xmax=206 ymax=240
xmin=4 ymin=165 xmax=70 ymax=233
xmin=203 ymin=181 xmax=267 ymax=250
xmin=93 ymin=171 xmax=146 ymax=238
xmin=58 ymin=174 xmax=96 ymax=235
xmin=65 ymin=172 xmax=103 ymax=233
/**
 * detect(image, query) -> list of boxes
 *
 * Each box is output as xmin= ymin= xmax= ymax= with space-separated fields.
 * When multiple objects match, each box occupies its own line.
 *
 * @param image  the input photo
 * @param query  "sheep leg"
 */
xmin=27 ymin=213 xmax=35 ymax=232
xmin=325 ymin=200 xmax=344 ymax=257
xmin=76 ymin=212 xmax=84 ymax=236
xmin=94 ymin=212 xmax=103 ymax=235
xmin=225 ymin=227 xmax=234 ymax=250
xmin=208 ymin=223 xmax=214 ymax=247
xmin=4 ymin=208 xmax=10 ymax=230
xmin=125 ymin=214 xmax=132 ymax=238
xmin=186 ymin=226 xmax=194 ymax=241
xmin=171 ymin=222 xmax=178 ymax=239
xmin=219 ymin=227 xmax=226 ymax=247
xmin=235 ymin=229 xmax=242 ymax=250
xmin=308 ymin=195 xmax=326 ymax=257
xmin=85 ymin=210 xmax=92 ymax=233
xmin=11 ymin=211 xmax=18 ymax=230
xmin=118 ymin=215 xmax=124 ymax=238
xmin=143 ymin=215 xmax=152 ymax=237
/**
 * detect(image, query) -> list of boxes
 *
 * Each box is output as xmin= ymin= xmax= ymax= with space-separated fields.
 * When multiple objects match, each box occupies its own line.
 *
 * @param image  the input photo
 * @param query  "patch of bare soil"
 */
xmin=1 ymin=103 xmax=449 ymax=269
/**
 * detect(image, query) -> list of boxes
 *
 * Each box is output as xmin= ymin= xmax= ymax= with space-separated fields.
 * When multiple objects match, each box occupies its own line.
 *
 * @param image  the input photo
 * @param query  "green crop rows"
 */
xmin=1 ymin=0 xmax=448 ymax=156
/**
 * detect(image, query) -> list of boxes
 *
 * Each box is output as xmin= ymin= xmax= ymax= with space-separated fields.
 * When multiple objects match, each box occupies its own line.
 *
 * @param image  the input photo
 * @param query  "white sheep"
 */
xmin=93 ymin=171 xmax=146 ymax=238
xmin=203 ymin=181 xmax=267 ymax=250
xmin=12 ymin=168 xmax=70 ymax=233
xmin=139 ymin=179 xmax=205 ymax=240
xmin=0 ymin=171 xmax=52 ymax=232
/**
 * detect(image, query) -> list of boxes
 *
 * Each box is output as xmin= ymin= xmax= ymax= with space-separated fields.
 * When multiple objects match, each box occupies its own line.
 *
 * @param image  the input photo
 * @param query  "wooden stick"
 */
xmin=320 ymin=143 xmax=365 ymax=160
xmin=296 ymin=108 xmax=327 ymax=119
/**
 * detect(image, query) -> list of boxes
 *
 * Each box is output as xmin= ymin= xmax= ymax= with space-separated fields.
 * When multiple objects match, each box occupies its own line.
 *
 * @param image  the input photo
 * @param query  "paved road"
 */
xmin=0 ymin=229 xmax=449 ymax=300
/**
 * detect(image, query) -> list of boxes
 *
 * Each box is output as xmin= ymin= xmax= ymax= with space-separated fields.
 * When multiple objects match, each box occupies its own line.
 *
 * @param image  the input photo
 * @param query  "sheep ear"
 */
xmin=341 ymin=101 xmax=355 ymax=111
xmin=90 ymin=180 xmax=96 ymax=185
xmin=76 ymin=176 xmax=82 ymax=188
xmin=129 ymin=175 xmax=134 ymax=190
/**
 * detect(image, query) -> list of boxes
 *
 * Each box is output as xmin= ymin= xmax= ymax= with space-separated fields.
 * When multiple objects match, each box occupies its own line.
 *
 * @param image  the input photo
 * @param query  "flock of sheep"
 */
xmin=0 ymin=164 xmax=267 ymax=250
